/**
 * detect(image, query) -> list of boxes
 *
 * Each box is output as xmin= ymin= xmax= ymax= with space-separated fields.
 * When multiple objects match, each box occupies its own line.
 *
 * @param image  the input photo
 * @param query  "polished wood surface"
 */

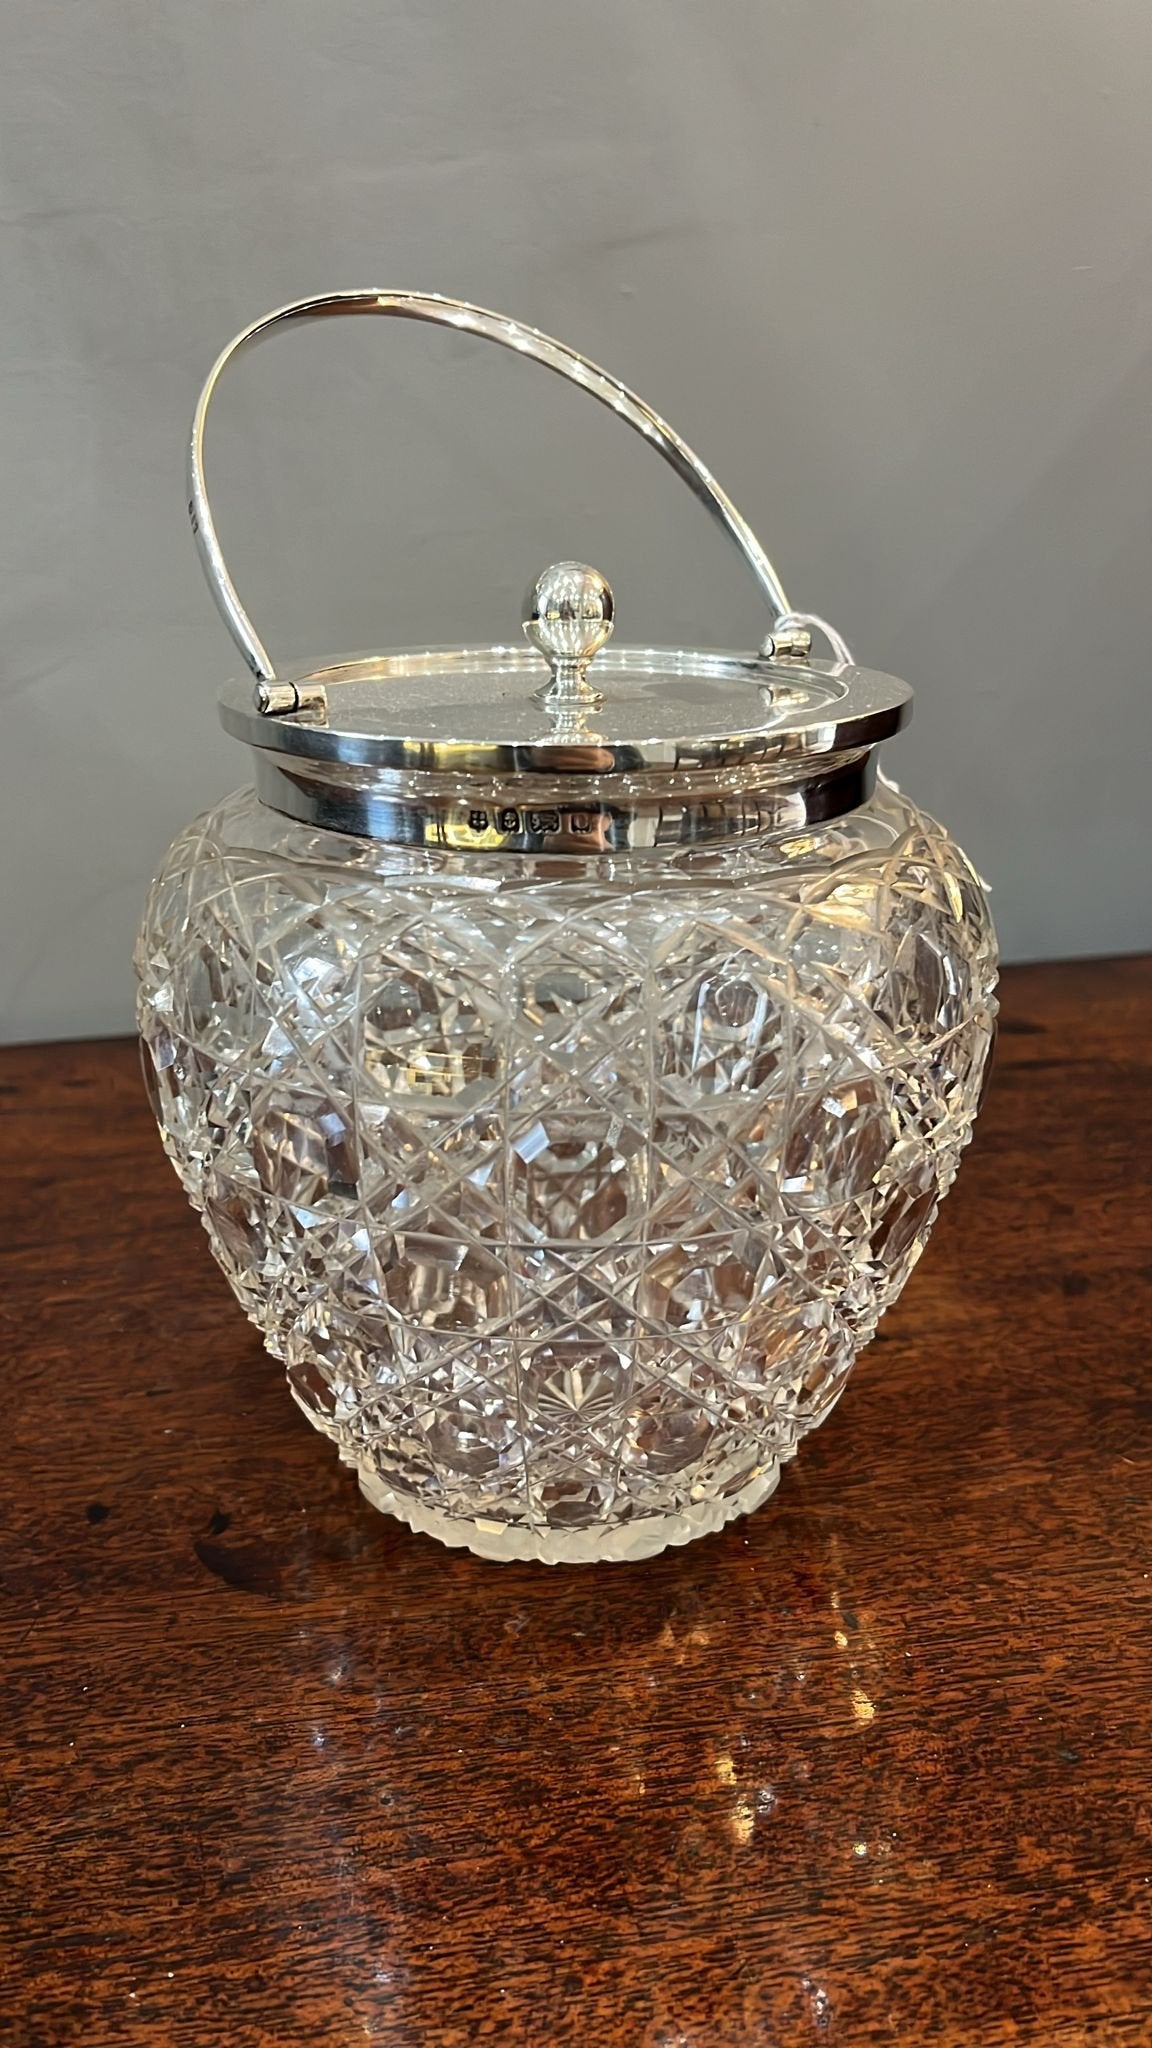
xmin=2 ymin=956 xmax=1150 ymax=2046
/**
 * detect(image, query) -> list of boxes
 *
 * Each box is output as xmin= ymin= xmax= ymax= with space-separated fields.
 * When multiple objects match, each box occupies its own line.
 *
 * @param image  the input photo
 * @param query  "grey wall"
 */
xmin=3 ymin=0 xmax=1150 ymax=1042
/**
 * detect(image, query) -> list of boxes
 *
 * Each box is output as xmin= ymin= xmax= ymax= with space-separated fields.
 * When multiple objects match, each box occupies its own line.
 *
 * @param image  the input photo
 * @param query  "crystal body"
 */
xmin=136 ymin=779 xmax=997 ymax=1562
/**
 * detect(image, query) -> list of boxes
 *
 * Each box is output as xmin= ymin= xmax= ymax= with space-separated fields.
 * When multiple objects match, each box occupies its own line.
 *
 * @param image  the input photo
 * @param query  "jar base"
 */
xmin=353 ymin=1462 xmax=782 ymax=1565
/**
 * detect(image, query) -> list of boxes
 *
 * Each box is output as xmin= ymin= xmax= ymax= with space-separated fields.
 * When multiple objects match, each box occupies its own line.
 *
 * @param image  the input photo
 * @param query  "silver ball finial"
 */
xmin=524 ymin=562 xmax=614 ymax=700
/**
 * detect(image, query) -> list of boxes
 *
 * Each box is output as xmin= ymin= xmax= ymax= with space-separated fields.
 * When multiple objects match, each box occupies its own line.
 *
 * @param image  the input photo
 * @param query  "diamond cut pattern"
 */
xmin=137 ymin=778 xmax=997 ymax=1560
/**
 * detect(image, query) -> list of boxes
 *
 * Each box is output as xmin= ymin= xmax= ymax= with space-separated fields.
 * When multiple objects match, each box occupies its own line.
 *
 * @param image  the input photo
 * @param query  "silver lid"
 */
xmin=218 ymin=629 xmax=910 ymax=779
xmin=190 ymin=293 xmax=912 ymax=850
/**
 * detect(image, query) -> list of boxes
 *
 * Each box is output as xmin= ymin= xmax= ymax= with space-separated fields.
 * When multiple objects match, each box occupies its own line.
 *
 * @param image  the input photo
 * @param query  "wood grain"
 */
xmin=1 ymin=956 xmax=1150 ymax=2047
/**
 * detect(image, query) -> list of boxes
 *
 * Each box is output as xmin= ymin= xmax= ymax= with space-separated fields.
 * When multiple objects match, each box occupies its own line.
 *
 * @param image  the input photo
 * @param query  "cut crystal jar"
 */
xmin=137 ymin=293 xmax=997 ymax=1563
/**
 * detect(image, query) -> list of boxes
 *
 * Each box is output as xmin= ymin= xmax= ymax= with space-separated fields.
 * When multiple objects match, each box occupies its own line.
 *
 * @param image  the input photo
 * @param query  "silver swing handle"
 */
xmin=187 ymin=289 xmax=853 ymax=687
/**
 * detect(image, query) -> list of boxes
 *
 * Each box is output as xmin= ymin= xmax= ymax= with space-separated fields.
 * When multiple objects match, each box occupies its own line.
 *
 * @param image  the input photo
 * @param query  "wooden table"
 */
xmin=2 ymin=956 xmax=1150 ymax=2047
